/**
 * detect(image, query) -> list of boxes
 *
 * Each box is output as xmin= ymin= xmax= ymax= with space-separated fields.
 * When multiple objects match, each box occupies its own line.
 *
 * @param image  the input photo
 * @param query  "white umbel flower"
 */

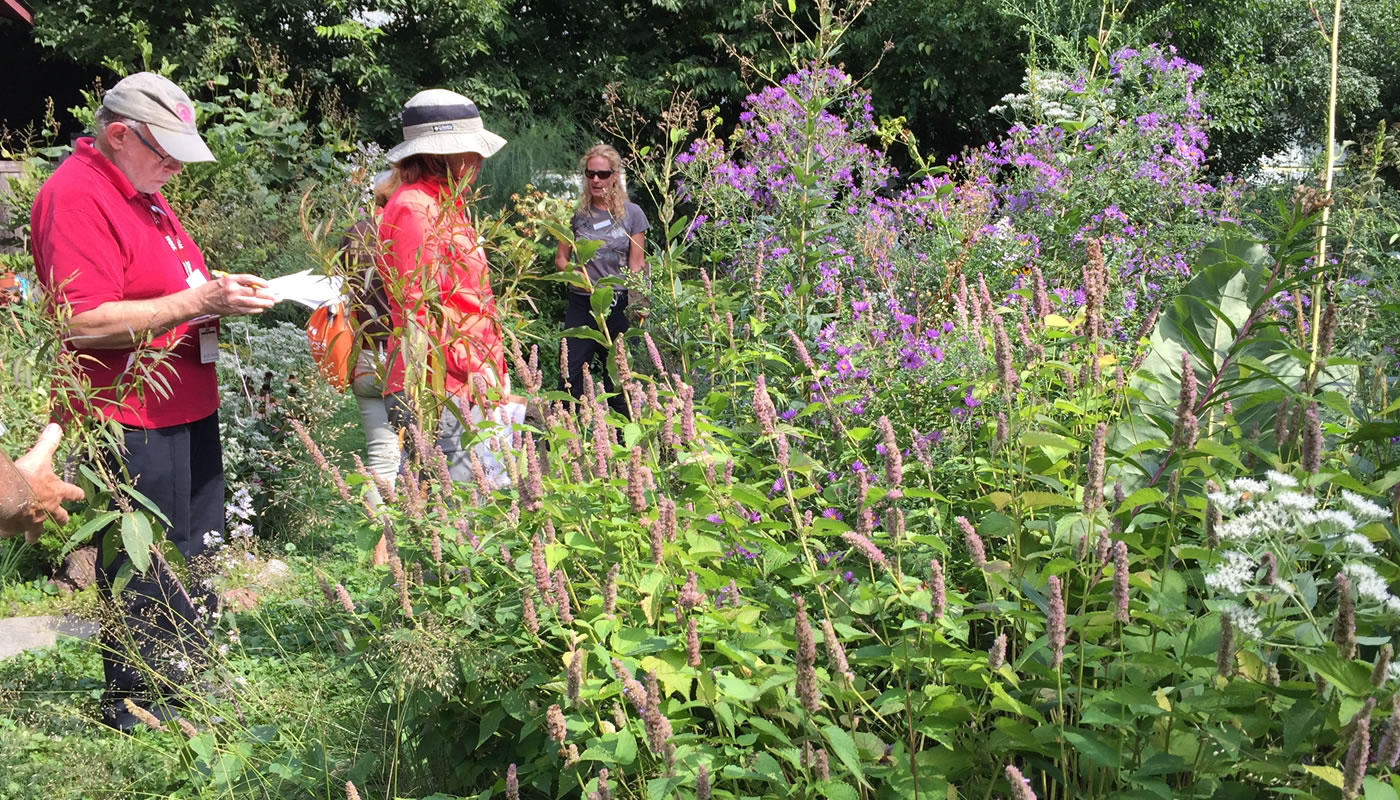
xmin=1265 ymin=470 xmax=1298 ymax=488
xmin=1206 ymin=551 xmax=1256 ymax=595
xmin=1340 ymin=490 xmax=1388 ymax=522
xmin=1218 ymin=601 xmax=1263 ymax=639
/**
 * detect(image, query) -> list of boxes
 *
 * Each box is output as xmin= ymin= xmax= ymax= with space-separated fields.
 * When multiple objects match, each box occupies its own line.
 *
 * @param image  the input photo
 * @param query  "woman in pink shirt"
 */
xmin=376 ymin=89 xmax=508 ymax=482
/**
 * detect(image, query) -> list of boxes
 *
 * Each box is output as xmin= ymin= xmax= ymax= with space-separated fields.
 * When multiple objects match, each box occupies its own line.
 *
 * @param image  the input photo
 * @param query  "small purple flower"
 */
xmin=706 ymin=513 xmax=722 ymax=524
xmin=842 ymin=571 xmax=855 ymax=584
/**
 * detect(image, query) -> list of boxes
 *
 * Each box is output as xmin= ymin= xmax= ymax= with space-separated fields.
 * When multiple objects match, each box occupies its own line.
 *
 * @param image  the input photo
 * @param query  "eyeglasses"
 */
xmin=129 ymin=126 xmax=181 ymax=169
xmin=584 ymin=169 xmax=615 ymax=180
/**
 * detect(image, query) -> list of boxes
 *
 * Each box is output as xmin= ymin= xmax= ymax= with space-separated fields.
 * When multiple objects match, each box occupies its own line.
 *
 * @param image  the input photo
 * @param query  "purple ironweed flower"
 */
xmin=705 ymin=512 xmax=722 ymax=525
xmin=687 ymin=617 xmax=702 ymax=667
xmin=604 ymin=564 xmax=619 ymax=615
xmin=1303 ymin=402 xmax=1323 ymax=473
xmin=506 ymin=764 xmax=519 ymax=800
xmin=1335 ymin=572 xmax=1357 ymax=659
xmin=1084 ymin=422 xmax=1107 ymax=518
xmin=821 ymin=617 xmax=854 ymax=682
xmin=554 ymin=569 xmax=575 ymax=625
xmin=1112 ymin=540 xmax=1130 ymax=623
xmin=1006 ymin=765 xmax=1038 ymax=800
xmin=988 ymin=633 xmax=1008 ymax=671
xmin=794 ymin=597 xmax=819 ymax=712
xmin=522 ymin=588 xmax=539 ymax=635
xmin=956 ymin=516 xmax=987 ymax=569
xmin=1047 ymin=575 xmax=1066 ymax=669
xmin=925 ymin=558 xmax=946 ymax=619
xmin=841 ymin=530 xmax=890 ymax=570
xmin=878 ymin=415 xmax=902 ymax=488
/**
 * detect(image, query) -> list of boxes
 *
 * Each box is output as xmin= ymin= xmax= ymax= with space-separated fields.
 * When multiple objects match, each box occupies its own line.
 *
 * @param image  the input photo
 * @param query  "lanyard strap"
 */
xmin=148 ymin=201 xmax=194 ymax=277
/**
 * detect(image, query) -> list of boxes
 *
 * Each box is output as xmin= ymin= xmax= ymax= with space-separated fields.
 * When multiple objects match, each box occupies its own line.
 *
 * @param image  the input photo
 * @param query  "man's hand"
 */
xmin=0 ymin=423 xmax=86 ymax=543
xmin=198 ymin=274 xmax=277 ymax=317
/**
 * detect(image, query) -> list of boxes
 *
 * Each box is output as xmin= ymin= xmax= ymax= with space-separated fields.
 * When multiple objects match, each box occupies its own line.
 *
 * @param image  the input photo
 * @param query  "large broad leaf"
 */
xmin=1111 ymin=237 xmax=1305 ymax=488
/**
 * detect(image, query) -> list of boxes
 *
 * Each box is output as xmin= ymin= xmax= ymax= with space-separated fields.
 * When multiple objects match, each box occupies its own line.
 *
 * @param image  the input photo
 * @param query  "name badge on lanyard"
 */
xmin=198 ymin=325 xmax=219 ymax=364
xmin=592 ymin=219 xmax=613 ymax=231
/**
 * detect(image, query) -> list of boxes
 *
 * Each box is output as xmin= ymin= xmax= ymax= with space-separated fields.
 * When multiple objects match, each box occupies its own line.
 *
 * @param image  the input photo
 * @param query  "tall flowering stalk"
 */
xmin=794 ymin=597 xmax=819 ymax=712
xmin=1334 ymin=571 xmax=1357 ymax=659
xmin=929 ymin=558 xmax=946 ymax=619
xmin=1047 ymin=575 xmax=1066 ymax=668
xmin=878 ymin=415 xmax=902 ymax=488
xmin=821 ymin=617 xmax=854 ymax=682
xmin=1005 ymin=765 xmax=1038 ymax=800
xmin=1112 ymin=540 xmax=1131 ymax=623
xmin=841 ymin=531 xmax=890 ymax=570
xmin=956 ymin=516 xmax=987 ymax=570
xmin=1172 ymin=352 xmax=1198 ymax=450
xmin=1083 ymin=422 xmax=1107 ymax=518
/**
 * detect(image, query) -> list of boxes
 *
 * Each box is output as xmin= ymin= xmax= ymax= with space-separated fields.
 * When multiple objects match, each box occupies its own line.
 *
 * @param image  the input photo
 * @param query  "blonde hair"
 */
xmin=574 ymin=143 xmax=628 ymax=219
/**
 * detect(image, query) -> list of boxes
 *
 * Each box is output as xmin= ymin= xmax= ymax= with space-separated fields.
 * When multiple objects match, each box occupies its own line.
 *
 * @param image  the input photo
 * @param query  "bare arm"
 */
xmin=628 ymin=232 xmax=645 ymax=273
xmin=65 ymin=274 xmax=276 ymax=349
xmin=554 ymin=240 xmax=571 ymax=271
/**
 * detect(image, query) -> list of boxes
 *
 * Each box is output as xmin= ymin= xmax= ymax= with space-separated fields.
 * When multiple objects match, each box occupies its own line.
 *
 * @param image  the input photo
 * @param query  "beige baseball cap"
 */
xmin=102 ymin=72 xmax=216 ymax=163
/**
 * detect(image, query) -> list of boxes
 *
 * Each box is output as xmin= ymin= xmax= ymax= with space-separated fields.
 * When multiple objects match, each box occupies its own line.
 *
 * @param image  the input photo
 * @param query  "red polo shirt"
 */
xmin=30 ymin=138 xmax=218 ymax=429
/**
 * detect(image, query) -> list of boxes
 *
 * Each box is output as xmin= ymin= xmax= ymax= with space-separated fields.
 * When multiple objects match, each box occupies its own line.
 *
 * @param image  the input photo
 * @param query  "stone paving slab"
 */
xmin=0 ymin=615 xmax=98 ymax=660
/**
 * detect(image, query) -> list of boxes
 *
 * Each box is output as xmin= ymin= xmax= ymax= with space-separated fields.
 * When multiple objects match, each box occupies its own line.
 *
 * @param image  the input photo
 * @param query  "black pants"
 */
xmin=98 ymin=412 xmax=223 ymax=727
xmin=562 ymin=289 xmax=629 ymax=416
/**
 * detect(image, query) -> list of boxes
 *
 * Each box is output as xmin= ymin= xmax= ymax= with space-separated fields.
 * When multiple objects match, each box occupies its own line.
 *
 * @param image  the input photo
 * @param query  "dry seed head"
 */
xmin=123 ymin=699 xmax=167 ymax=732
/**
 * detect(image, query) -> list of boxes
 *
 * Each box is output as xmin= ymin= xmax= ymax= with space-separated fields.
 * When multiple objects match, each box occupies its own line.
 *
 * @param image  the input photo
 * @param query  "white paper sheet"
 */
xmin=261 ymin=270 xmax=346 ymax=310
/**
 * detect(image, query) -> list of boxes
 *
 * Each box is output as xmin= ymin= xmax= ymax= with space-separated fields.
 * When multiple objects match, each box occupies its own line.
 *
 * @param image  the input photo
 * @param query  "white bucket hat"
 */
xmin=386 ymin=89 xmax=507 ymax=164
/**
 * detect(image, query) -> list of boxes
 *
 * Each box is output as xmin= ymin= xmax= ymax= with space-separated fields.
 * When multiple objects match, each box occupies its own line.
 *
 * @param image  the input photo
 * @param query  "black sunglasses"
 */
xmin=129 ymin=126 xmax=181 ymax=169
xmin=584 ymin=169 xmax=615 ymax=180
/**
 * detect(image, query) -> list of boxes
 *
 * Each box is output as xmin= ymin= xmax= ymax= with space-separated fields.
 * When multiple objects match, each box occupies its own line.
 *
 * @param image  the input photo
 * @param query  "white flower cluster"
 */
xmin=1204 ymin=550 xmax=1257 ymax=595
xmin=1203 ymin=475 xmax=1399 ymax=623
xmin=1218 ymin=600 xmax=1263 ymax=639
xmin=987 ymin=69 xmax=1117 ymax=124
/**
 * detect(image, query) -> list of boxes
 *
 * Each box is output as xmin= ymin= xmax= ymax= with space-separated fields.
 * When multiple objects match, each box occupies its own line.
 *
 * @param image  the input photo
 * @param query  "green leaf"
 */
xmin=1295 ymin=650 xmax=1372 ymax=697
xmin=1018 ymin=491 xmax=1076 ymax=510
xmin=120 ymin=511 xmax=154 ymax=574
xmin=590 ymin=286 xmax=616 ymax=318
xmin=821 ymin=724 xmax=868 ymax=786
xmin=1364 ymin=776 xmax=1399 ymax=800
xmin=1063 ymin=727 xmax=1123 ymax=770
xmin=59 ymin=510 xmax=120 ymax=558
xmin=1301 ymin=765 xmax=1344 ymax=789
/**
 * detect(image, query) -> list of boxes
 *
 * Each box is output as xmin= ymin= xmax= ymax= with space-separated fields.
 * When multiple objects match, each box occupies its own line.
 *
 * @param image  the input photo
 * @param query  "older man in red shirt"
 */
xmin=30 ymin=72 xmax=274 ymax=731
